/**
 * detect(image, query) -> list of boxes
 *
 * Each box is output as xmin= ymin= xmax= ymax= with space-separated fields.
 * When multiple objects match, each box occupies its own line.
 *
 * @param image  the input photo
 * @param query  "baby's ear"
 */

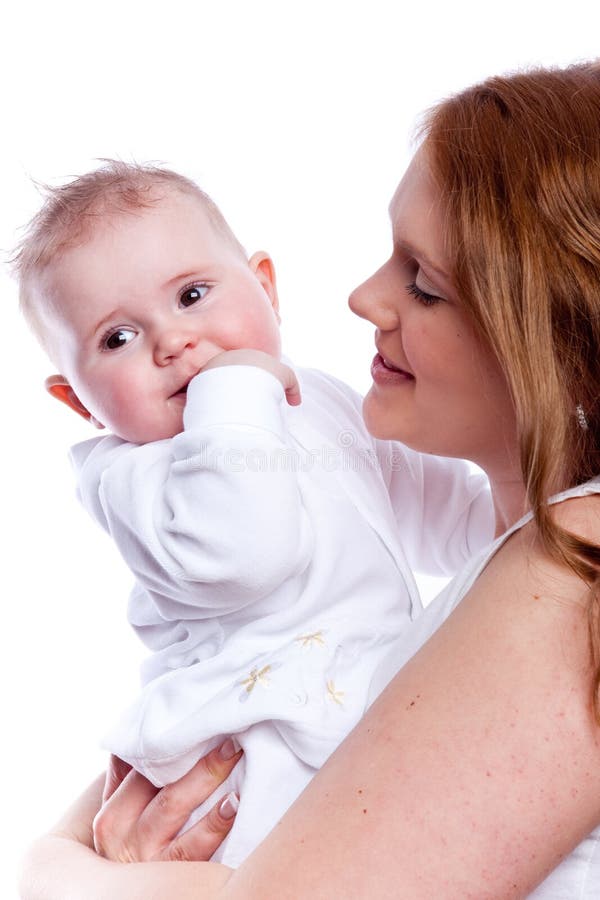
xmin=249 ymin=251 xmax=280 ymax=319
xmin=45 ymin=375 xmax=104 ymax=429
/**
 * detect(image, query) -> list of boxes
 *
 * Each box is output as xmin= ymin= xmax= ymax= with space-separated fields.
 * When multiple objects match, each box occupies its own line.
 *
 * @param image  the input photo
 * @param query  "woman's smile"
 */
xmin=370 ymin=353 xmax=415 ymax=384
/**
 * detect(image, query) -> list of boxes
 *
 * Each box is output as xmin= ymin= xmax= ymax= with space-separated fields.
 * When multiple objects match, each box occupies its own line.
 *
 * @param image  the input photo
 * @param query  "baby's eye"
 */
xmin=102 ymin=327 xmax=137 ymax=351
xmin=179 ymin=283 xmax=209 ymax=308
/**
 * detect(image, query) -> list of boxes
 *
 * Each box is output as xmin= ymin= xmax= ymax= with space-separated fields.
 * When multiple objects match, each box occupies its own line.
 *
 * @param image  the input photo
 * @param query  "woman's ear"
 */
xmin=44 ymin=375 xmax=104 ymax=429
xmin=248 ymin=251 xmax=280 ymax=321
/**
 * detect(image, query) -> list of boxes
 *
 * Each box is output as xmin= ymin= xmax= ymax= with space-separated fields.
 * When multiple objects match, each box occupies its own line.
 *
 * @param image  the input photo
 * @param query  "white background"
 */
xmin=2 ymin=2 xmax=598 ymax=895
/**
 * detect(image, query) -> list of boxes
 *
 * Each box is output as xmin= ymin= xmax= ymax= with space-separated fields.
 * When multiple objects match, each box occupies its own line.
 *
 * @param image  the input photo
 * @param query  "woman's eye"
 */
xmin=102 ymin=328 xmax=136 ymax=351
xmin=406 ymin=281 xmax=442 ymax=307
xmin=179 ymin=283 xmax=209 ymax=308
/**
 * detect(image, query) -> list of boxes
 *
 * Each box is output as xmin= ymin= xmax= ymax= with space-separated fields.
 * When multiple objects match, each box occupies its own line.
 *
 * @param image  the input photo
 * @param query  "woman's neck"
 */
xmin=488 ymin=474 xmax=528 ymax=537
xmin=476 ymin=442 xmax=527 ymax=537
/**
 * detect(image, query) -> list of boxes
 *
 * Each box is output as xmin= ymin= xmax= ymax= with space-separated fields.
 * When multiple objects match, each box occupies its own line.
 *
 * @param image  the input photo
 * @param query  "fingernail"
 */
xmin=219 ymin=791 xmax=240 ymax=820
xmin=219 ymin=738 xmax=238 ymax=760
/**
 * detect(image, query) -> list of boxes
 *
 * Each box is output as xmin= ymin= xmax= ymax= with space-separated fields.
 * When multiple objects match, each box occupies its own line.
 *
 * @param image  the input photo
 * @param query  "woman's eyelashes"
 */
xmin=405 ymin=280 xmax=443 ymax=307
xmin=179 ymin=282 xmax=210 ymax=308
xmin=394 ymin=248 xmax=445 ymax=306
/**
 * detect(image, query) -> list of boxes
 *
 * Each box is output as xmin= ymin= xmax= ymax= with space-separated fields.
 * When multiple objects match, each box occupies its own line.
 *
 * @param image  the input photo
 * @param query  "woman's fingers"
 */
xmin=94 ymin=768 xmax=161 ymax=859
xmin=159 ymin=791 xmax=240 ymax=862
xmin=138 ymin=740 xmax=243 ymax=845
xmin=102 ymin=754 xmax=133 ymax=803
xmin=94 ymin=739 xmax=243 ymax=862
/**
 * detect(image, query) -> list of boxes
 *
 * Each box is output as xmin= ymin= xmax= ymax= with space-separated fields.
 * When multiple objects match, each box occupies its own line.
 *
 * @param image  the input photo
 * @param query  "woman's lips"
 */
xmin=370 ymin=353 xmax=414 ymax=385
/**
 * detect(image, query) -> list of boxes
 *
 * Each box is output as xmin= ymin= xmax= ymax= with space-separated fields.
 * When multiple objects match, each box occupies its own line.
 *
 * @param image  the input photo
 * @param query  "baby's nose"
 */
xmin=154 ymin=327 xmax=199 ymax=365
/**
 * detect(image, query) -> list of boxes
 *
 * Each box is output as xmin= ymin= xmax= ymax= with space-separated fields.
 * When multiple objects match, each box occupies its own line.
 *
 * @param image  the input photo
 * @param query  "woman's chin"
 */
xmin=362 ymin=394 xmax=405 ymax=441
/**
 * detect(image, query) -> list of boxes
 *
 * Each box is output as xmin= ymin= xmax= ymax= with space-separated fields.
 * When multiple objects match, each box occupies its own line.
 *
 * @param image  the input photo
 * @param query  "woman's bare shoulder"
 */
xmin=551 ymin=488 xmax=600 ymax=540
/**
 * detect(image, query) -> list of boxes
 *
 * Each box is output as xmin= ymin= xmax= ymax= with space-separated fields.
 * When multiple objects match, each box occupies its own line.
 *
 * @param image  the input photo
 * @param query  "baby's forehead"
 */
xmin=44 ymin=191 xmax=219 ymax=287
xmin=78 ymin=185 xmax=208 ymax=240
xmin=72 ymin=187 xmax=243 ymax=263
xmin=44 ymin=189 xmax=233 ymax=293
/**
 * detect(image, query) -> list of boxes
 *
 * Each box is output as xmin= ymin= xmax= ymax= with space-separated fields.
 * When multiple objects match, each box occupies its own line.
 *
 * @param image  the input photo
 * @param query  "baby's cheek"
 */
xmin=101 ymin=380 xmax=146 ymax=434
xmin=231 ymin=320 xmax=280 ymax=357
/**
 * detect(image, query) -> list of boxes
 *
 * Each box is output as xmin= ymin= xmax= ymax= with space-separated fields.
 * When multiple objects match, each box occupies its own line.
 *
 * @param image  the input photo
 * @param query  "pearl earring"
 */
xmin=576 ymin=404 xmax=588 ymax=431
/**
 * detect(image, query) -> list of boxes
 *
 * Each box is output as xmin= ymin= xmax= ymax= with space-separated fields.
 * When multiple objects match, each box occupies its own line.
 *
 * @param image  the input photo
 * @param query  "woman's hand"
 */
xmin=19 ymin=746 xmax=240 ymax=900
xmin=94 ymin=740 xmax=243 ymax=863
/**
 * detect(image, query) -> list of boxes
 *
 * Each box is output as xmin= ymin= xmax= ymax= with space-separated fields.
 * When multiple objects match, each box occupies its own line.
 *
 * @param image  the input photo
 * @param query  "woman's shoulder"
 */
xmin=490 ymin=480 xmax=600 ymax=607
xmin=550 ymin=482 xmax=600 ymax=541
xmin=494 ymin=476 xmax=600 ymax=573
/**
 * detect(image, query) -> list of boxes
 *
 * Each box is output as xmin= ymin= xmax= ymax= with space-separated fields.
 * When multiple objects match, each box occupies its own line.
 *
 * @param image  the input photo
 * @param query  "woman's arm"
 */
xmin=22 ymin=832 xmax=231 ymax=900
xmin=22 ymin=495 xmax=600 ymax=899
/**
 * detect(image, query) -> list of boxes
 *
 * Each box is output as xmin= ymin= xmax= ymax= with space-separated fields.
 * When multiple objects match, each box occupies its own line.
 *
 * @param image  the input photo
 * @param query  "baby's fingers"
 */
xmin=283 ymin=373 xmax=302 ymax=406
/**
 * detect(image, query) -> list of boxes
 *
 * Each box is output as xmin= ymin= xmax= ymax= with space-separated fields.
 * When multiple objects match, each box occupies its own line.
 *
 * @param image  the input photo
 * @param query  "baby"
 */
xmin=14 ymin=161 xmax=493 ymax=866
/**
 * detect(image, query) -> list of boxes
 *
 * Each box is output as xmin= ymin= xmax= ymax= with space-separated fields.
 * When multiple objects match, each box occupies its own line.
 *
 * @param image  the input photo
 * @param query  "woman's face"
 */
xmin=349 ymin=150 xmax=517 ymax=470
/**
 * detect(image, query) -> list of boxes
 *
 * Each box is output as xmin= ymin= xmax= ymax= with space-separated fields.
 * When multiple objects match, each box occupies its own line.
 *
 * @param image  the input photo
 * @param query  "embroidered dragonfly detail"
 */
xmin=326 ymin=680 xmax=345 ymax=706
xmin=295 ymin=630 xmax=325 ymax=648
xmin=238 ymin=662 xmax=281 ymax=703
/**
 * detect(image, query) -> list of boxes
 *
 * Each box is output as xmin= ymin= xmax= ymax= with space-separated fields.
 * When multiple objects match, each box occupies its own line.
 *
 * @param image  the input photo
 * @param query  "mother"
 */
xmin=21 ymin=63 xmax=600 ymax=898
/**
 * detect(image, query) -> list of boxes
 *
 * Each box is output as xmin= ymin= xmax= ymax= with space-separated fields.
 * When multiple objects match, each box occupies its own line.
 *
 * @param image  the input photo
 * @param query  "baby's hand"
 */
xmin=202 ymin=350 xmax=301 ymax=406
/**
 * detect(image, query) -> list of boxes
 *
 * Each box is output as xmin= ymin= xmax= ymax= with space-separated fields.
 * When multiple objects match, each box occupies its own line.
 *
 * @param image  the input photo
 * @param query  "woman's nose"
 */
xmin=153 ymin=327 xmax=199 ymax=365
xmin=348 ymin=281 xmax=368 ymax=320
xmin=348 ymin=268 xmax=400 ymax=331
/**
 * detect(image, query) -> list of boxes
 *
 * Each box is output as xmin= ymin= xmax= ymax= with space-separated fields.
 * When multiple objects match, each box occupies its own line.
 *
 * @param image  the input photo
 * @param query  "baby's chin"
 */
xmin=113 ymin=418 xmax=184 ymax=445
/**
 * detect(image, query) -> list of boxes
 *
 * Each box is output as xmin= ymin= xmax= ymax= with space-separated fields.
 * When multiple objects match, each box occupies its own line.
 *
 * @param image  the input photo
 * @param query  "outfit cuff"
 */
xmin=183 ymin=365 xmax=287 ymax=440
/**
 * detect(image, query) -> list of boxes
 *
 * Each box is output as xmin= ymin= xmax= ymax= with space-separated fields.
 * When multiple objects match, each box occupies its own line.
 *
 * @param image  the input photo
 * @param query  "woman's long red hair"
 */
xmin=423 ymin=64 xmax=600 ymax=715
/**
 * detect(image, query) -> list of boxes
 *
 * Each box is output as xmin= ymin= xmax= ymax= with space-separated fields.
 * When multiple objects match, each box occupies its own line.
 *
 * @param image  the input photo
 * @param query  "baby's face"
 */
xmin=38 ymin=190 xmax=282 ymax=442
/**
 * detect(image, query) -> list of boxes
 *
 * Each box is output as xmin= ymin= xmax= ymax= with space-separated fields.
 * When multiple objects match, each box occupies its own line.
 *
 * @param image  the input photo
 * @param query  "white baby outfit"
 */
xmin=369 ymin=476 xmax=600 ymax=899
xmin=71 ymin=364 xmax=493 ymax=866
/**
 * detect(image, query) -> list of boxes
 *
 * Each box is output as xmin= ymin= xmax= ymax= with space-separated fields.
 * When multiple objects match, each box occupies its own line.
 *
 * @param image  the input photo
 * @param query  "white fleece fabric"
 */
xmin=72 ymin=364 xmax=494 ymax=866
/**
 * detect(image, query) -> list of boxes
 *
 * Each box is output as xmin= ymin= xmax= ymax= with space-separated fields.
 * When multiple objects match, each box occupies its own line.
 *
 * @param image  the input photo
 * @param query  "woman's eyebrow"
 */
xmin=394 ymin=237 xmax=450 ymax=280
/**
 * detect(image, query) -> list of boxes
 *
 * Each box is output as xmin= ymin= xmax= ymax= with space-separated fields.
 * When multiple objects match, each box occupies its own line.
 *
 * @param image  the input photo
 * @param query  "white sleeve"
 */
xmin=375 ymin=439 xmax=494 ymax=576
xmin=74 ymin=366 xmax=313 ymax=614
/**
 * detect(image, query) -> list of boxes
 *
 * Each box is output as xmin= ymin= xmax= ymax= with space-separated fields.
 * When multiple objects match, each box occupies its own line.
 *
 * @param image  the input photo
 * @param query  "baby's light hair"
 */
xmin=12 ymin=159 xmax=246 ymax=350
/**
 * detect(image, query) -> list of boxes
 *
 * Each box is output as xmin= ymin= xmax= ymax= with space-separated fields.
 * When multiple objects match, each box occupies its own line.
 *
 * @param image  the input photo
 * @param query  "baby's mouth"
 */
xmin=170 ymin=382 xmax=189 ymax=400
